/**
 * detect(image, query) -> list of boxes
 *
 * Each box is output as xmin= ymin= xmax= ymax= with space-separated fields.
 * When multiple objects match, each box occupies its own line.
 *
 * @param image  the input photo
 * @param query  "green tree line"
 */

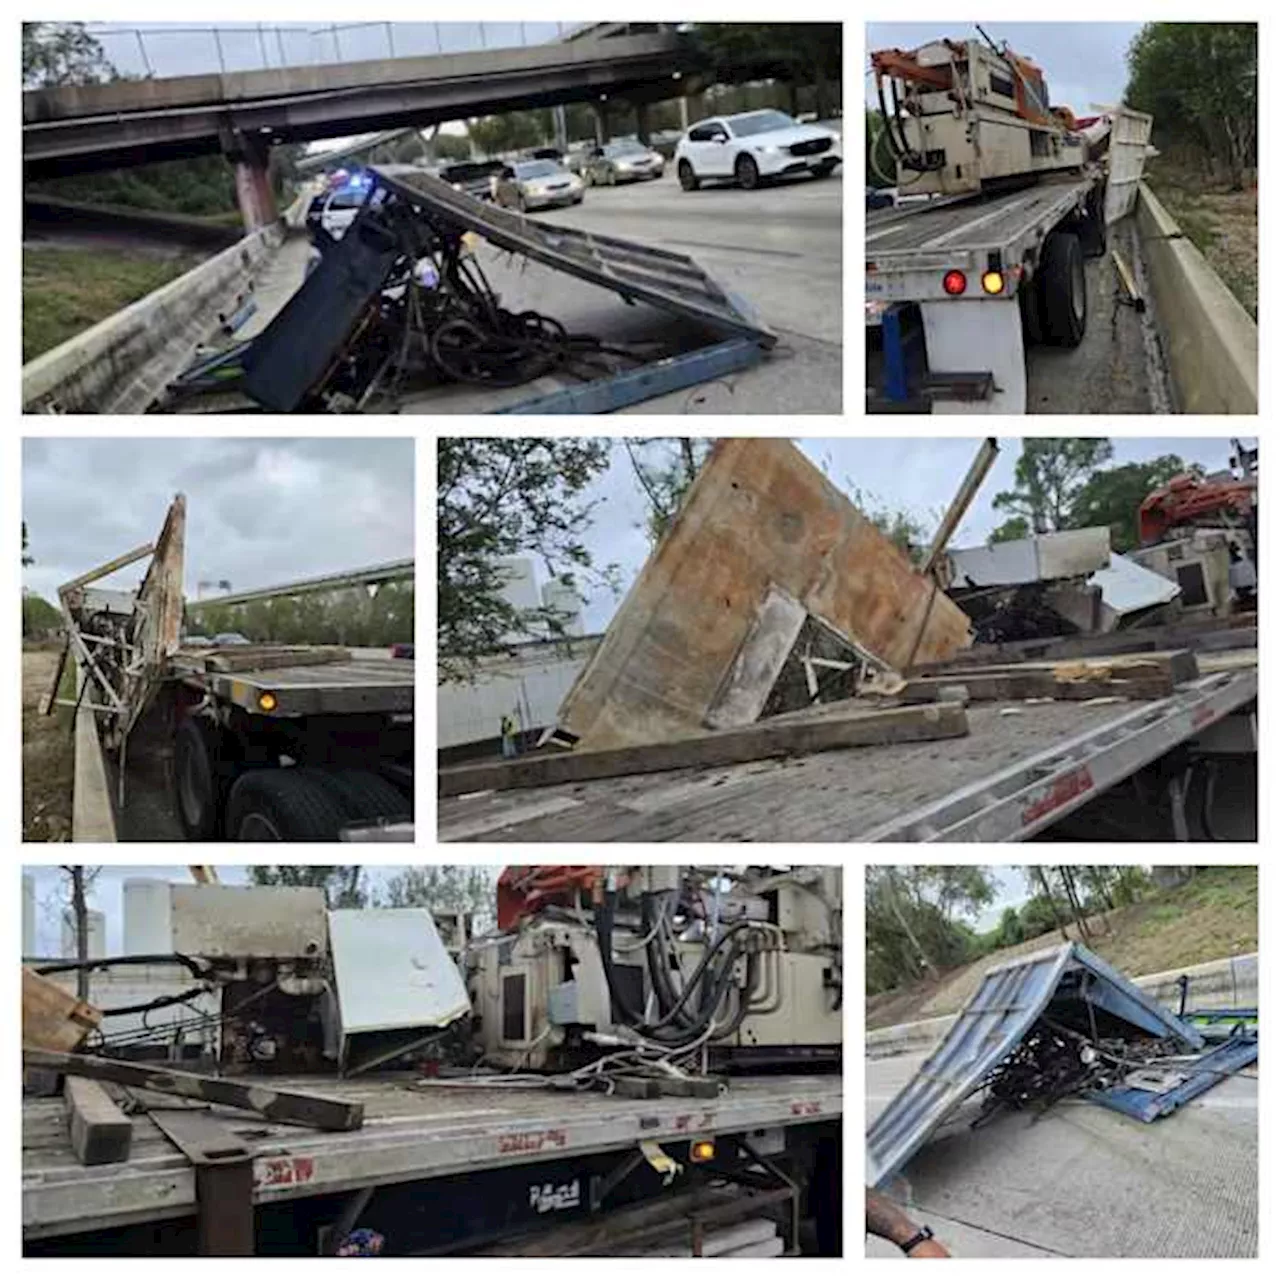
xmin=189 ymin=581 xmax=413 ymax=647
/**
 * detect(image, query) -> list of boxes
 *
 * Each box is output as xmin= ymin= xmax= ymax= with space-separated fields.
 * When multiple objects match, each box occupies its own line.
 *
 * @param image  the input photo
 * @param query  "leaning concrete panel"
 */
xmin=556 ymin=439 xmax=973 ymax=751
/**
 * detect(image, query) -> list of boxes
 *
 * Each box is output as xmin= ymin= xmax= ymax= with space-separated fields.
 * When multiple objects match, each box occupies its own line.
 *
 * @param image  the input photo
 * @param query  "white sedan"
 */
xmin=675 ymin=110 xmax=842 ymax=191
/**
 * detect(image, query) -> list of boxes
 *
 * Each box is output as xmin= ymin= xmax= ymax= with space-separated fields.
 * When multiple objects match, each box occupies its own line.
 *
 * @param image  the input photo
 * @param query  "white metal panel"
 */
xmin=1035 ymin=526 xmax=1111 ymax=579
xmin=921 ymin=296 xmax=1026 ymax=414
xmin=328 ymin=908 xmax=469 ymax=1035
xmin=170 ymin=885 xmax=327 ymax=959
xmin=437 ymin=652 xmax=588 ymax=748
xmin=1091 ymin=552 xmax=1181 ymax=625
xmin=1104 ymin=107 xmax=1153 ymax=225
xmin=949 ymin=528 xmax=1109 ymax=587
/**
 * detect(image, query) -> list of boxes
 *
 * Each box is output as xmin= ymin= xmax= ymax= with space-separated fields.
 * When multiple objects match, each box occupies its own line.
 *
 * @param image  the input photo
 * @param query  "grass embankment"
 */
xmin=1144 ymin=156 xmax=1258 ymax=321
xmin=22 ymin=246 xmax=200 ymax=362
xmin=866 ymin=866 xmax=1258 ymax=1029
xmin=22 ymin=647 xmax=77 ymax=842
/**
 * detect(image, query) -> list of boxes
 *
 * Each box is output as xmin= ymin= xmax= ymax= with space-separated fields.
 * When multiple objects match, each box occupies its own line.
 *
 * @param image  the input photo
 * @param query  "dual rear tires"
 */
xmin=173 ymin=713 xmax=409 ymax=840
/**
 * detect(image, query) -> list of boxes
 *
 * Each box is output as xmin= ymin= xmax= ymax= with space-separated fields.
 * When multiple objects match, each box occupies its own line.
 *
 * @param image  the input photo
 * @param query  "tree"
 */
xmin=625 ymin=438 xmax=713 ymax=546
xmin=995 ymin=906 xmax=1025 ymax=948
xmin=1126 ymin=24 xmax=1256 ymax=189
xmin=23 ymin=22 xmax=114 ymax=88
xmin=59 ymin=867 xmax=100 ymax=998
xmin=848 ymin=487 xmax=930 ymax=559
xmin=993 ymin=439 xmax=1114 ymax=534
xmin=1057 ymin=866 xmax=1092 ymax=940
xmin=1027 ymin=866 xmax=1070 ymax=941
xmin=431 ymin=132 xmax=473 ymax=162
xmin=249 ymin=866 xmax=367 ymax=908
xmin=437 ymin=438 xmax=614 ymax=677
xmin=23 ymin=593 xmax=62 ymax=638
xmin=988 ymin=516 xmax=1030 ymax=545
xmin=690 ymin=24 xmax=842 ymax=119
xmin=22 ymin=522 xmax=34 ymax=567
xmin=377 ymin=866 xmax=497 ymax=932
xmin=468 ymin=109 xmax=553 ymax=157
xmin=1068 ymin=456 xmax=1198 ymax=553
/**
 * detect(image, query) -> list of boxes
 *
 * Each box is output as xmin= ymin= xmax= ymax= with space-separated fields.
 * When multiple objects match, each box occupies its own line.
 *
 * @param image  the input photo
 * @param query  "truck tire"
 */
xmin=224 ymin=768 xmax=350 ymax=841
xmin=321 ymin=769 xmax=412 ymax=825
xmin=1078 ymin=186 xmax=1108 ymax=258
xmin=1038 ymin=230 xmax=1087 ymax=347
xmin=173 ymin=715 xmax=229 ymax=840
xmin=1018 ymin=278 xmax=1044 ymax=346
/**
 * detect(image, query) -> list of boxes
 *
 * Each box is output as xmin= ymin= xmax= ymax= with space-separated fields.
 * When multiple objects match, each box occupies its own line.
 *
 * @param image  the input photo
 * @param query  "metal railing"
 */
xmin=83 ymin=22 xmax=590 ymax=80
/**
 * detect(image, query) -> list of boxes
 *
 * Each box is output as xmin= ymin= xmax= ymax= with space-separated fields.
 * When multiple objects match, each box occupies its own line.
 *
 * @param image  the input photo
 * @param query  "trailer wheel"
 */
xmin=1038 ymin=230 xmax=1087 ymax=347
xmin=173 ymin=715 xmax=230 ymax=840
xmin=224 ymin=768 xmax=350 ymax=841
xmin=321 ymin=769 xmax=412 ymax=825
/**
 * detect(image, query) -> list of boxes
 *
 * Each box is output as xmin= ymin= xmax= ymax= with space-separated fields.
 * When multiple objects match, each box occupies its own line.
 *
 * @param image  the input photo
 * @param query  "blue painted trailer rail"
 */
xmin=1091 ymin=1033 xmax=1258 ymax=1123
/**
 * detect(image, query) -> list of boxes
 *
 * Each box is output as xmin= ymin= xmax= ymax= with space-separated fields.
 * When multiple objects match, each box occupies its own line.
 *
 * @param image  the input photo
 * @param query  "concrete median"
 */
xmin=71 ymin=662 xmax=116 ymax=843
xmin=22 ymin=221 xmax=283 ymax=414
xmin=1136 ymin=180 xmax=1257 ymax=414
xmin=867 ymin=950 xmax=1258 ymax=1058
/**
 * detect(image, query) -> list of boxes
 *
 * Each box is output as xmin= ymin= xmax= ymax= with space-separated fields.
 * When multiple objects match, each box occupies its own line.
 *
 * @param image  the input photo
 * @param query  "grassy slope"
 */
xmin=23 ymin=647 xmax=76 ymax=842
xmin=1144 ymin=156 xmax=1258 ymax=320
xmin=22 ymin=246 xmax=199 ymax=362
xmin=866 ymin=866 xmax=1258 ymax=1029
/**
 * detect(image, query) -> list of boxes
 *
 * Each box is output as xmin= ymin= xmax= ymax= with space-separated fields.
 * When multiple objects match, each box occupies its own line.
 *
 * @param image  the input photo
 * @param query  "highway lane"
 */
xmin=865 ymin=1047 xmax=1258 ymax=1257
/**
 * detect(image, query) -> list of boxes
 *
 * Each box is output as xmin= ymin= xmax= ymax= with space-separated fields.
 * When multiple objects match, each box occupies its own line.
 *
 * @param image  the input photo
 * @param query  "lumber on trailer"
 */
xmin=907 ymin=617 xmax=1255 ymax=672
xmin=439 ymin=702 xmax=969 ymax=797
xmin=900 ymin=651 xmax=1199 ymax=704
xmin=22 ymin=966 xmax=102 ymax=1053
xmin=23 ymin=1048 xmax=364 ymax=1132
xmin=65 ymin=1077 xmax=133 ymax=1166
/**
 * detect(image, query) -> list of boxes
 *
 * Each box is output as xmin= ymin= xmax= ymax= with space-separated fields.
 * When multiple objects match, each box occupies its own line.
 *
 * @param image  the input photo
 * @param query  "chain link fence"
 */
xmin=85 ymin=22 xmax=586 ymax=80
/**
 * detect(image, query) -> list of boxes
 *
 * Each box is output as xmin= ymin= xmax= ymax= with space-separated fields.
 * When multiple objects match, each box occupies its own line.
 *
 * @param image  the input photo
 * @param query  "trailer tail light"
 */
xmin=689 ymin=1139 xmax=716 ymax=1163
xmin=981 ymin=270 xmax=1006 ymax=295
xmin=258 ymin=692 xmax=278 ymax=712
xmin=942 ymin=270 xmax=967 ymax=296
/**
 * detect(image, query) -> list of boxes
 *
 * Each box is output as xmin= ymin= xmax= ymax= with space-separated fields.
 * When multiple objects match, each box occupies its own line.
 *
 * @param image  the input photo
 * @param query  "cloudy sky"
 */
xmin=552 ymin=437 xmax=1252 ymax=632
xmin=865 ymin=22 xmax=1145 ymax=116
xmin=21 ymin=437 xmax=414 ymax=604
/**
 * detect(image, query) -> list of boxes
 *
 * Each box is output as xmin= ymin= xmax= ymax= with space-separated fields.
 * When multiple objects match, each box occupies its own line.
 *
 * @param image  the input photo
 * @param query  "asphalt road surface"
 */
xmin=401 ymin=169 xmax=843 ymax=414
xmin=865 ymin=1048 xmax=1257 ymax=1257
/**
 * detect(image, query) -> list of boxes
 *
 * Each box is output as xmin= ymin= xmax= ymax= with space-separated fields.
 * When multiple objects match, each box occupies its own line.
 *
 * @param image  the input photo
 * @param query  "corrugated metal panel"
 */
xmin=1091 ymin=1034 xmax=1257 ymax=1122
xmin=866 ymin=942 xmax=1202 ymax=1187
xmin=369 ymin=167 xmax=775 ymax=346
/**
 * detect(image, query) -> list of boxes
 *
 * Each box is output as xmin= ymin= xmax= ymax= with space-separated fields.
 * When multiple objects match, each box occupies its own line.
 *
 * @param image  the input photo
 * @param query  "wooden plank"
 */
xmin=914 ymin=649 xmax=1199 ymax=685
xmin=23 ymin=1049 xmax=363 ymax=1132
xmin=22 ymin=967 xmax=102 ymax=1053
xmin=900 ymin=654 xmax=1197 ymax=704
xmin=439 ymin=702 xmax=969 ymax=797
xmin=908 ymin=617 xmax=1256 ymax=672
xmin=64 ymin=1077 xmax=133 ymax=1166
xmin=203 ymin=646 xmax=350 ymax=673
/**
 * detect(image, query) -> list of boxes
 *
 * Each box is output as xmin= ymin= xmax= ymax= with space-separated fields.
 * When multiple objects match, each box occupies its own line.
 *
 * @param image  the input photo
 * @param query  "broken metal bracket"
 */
xmin=150 ymin=1109 xmax=255 ymax=1256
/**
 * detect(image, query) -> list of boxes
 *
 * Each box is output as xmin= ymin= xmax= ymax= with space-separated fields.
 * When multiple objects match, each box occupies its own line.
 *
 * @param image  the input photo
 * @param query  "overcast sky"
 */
xmin=22 ymin=438 xmax=414 ymax=604
xmin=557 ymin=437 xmax=1252 ymax=632
xmin=865 ymin=22 xmax=1145 ymax=115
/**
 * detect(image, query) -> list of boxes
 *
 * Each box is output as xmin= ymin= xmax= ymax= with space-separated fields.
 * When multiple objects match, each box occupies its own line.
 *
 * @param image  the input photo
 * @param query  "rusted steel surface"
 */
xmin=557 ymin=439 xmax=973 ymax=751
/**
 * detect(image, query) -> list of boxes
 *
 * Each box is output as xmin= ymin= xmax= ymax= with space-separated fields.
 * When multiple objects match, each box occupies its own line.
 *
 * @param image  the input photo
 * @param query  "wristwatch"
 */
xmin=899 ymin=1225 xmax=935 ymax=1254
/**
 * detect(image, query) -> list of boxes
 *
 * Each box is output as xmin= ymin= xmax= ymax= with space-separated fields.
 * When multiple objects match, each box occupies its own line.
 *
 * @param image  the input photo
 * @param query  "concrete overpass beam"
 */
xmin=222 ymin=130 xmax=278 ymax=232
xmin=635 ymin=101 xmax=650 ymax=145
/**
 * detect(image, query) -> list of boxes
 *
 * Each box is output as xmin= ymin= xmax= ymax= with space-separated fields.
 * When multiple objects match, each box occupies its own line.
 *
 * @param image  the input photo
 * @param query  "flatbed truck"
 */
xmin=22 ymin=1070 xmax=840 ymax=1255
xmin=439 ymin=654 xmax=1256 ymax=843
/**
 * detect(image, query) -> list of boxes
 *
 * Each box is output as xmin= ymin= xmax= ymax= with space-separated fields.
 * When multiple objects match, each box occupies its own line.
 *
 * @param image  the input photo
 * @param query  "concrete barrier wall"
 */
xmin=71 ymin=662 xmax=116 ymax=843
xmin=1136 ymin=182 xmax=1257 ymax=414
xmin=867 ymin=951 xmax=1258 ymax=1058
xmin=22 ymin=221 xmax=283 ymax=414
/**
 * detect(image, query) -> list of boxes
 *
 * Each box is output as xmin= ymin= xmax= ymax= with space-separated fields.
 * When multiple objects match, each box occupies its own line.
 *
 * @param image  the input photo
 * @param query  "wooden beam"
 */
xmin=900 ymin=652 xmax=1199 ymax=704
xmin=22 ymin=967 xmax=101 ymax=1053
xmin=23 ymin=1048 xmax=363 ymax=1132
xmin=439 ymin=702 xmax=969 ymax=797
xmin=64 ymin=1077 xmax=133 ymax=1166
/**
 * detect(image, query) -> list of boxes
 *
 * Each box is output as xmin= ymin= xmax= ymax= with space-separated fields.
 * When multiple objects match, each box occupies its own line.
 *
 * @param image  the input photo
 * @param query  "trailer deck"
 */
xmin=438 ymin=662 xmax=1256 ymax=843
xmin=22 ymin=1072 xmax=840 ymax=1240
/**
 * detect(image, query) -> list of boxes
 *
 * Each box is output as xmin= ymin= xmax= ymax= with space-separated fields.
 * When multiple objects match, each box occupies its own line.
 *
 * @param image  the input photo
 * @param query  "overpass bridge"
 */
xmin=186 ymin=559 xmax=414 ymax=611
xmin=24 ymin=28 xmax=703 ymax=227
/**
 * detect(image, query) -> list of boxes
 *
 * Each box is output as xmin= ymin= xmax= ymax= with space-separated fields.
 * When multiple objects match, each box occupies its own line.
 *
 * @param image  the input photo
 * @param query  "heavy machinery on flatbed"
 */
xmin=23 ymin=869 xmax=842 ymax=1256
xmin=43 ymin=495 xmax=413 ymax=841
xmin=867 ymin=31 xmax=1155 ymax=413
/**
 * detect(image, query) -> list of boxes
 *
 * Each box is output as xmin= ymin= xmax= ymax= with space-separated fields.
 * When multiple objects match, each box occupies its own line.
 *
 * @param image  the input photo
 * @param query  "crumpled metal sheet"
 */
xmin=866 ymin=941 xmax=1203 ymax=1187
xmin=368 ymin=166 xmax=776 ymax=346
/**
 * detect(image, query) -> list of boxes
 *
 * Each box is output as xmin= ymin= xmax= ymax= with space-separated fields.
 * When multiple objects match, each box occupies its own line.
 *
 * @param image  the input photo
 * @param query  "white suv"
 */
xmin=675 ymin=110 xmax=841 ymax=191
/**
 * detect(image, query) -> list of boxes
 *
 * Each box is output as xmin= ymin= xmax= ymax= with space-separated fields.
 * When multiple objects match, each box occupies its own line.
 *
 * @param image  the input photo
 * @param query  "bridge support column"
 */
xmin=592 ymin=101 xmax=609 ymax=144
xmin=223 ymin=131 xmax=278 ymax=232
xmin=635 ymin=102 xmax=651 ymax=145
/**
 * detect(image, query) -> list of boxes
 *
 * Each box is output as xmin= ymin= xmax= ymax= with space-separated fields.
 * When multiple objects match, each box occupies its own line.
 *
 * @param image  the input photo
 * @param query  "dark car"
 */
xmin=389 ymin=642 xmax=415 ymax=659
xmin=438 ymin=160 xmax=506 ymax=202
xmin=866 ymin=186 xmax=896 ymax=211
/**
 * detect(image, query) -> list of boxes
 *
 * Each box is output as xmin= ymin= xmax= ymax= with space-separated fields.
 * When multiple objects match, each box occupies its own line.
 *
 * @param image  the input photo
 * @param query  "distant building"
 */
xmin=60 ymin=908 xmax=106 ymax=960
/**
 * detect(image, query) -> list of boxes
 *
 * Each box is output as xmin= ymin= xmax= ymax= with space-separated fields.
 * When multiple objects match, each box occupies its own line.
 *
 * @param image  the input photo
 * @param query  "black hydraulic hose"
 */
xmin=643 ymin=896 xmax=697 ymax=1029
xmin=889 ymin=80 xmax=916 ymax=164
xmin=35 ymin=952 xmax=210 ymax=980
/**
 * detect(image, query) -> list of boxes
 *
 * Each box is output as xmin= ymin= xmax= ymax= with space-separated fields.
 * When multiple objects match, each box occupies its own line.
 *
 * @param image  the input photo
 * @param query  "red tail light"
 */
xmin=942 ymin=270 xmax=967 ymax=296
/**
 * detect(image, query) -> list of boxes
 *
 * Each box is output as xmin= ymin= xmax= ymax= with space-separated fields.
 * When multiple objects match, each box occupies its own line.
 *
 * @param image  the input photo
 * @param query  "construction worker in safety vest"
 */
xmin=500 ymin=713 xmax=518 ymax=759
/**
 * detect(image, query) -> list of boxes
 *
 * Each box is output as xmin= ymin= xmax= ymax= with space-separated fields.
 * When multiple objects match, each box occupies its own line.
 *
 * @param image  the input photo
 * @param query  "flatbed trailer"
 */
xmin=23 ymin=1072 xmax=841 ymax=1256
xmin=438 ymin=660 xmax=1256 ymax=843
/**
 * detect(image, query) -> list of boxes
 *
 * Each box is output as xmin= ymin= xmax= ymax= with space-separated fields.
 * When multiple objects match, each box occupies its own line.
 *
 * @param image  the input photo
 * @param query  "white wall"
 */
xmin=60 ymin=908 xmax=106 ymax=960
xmin=22 ymin=875 xmax=36 ymax=958
xmin=124 ymin=878 xmax=174 ymax=954
xmin=438 ymin=652 xmax=588 ymax=748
